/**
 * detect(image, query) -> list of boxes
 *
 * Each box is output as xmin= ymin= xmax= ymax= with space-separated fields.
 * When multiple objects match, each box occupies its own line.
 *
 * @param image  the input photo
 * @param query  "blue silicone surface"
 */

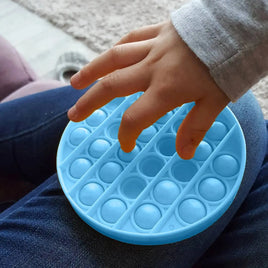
xmin=57 ymin=92 xmax=246 ymax=245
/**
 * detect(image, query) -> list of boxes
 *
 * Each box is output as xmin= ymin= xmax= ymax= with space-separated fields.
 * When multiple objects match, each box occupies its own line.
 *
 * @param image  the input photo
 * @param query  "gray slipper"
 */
xmin=56 ymin=51 xmax=89 ymax=84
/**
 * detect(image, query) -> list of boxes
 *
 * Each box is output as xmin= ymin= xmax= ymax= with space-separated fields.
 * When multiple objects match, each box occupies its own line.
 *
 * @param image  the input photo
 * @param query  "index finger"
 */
xmin=70 ymin=40 xmax=151 ymax=89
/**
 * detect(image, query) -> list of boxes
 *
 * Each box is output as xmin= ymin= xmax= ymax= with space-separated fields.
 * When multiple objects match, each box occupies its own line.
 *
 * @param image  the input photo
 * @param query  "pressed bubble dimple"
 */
xmin=199 ymin=178 xmax=226 ymax=201
xmin=153 ymin=180 xmax=180 ymax=205
xmin=107 ymin=122 xmax=120 ymax=139
xmin=105 ymin=97 xmax=125 ymax=110
xmin=99 ymin=162 xmax=122 ymax=183
xmin=178 ymin=199 xmax=206 ymax=224
xmin=69 ymin=158 xmax=91 ymax=179
xmin=157 ymin=111 xmax=173 ymax=124
xmin=138 ymin=126 xmax=157 ymax=143
xmin=157 ymin=136 xmax=176 ymax=156
xmin=69 ymin=128 xmax=90 ymax=146
xmin=213 ymin=155 xmax=239 ymax=177
xmin=172 ymin=161 xmax=198 ymax=182
xmin=206 ymin=121 xmax=228 ymax=140
xmin=101 ymin=198 xmax=127 ymax=223
xmin=120 ymin=177 xmax=146 ymax=199
xmin=88 ymin=139 xmax=110 ymax=158
xmin=79 ymin=183 xmax=104 ymax=206
xmin=134 ymin=204 xmax=161 ymax=229
xmin=194 ymin=141 xmax=212 ymax=161
xmin=139 ymin=155 xmax=165 ymax=177
xmin=118 ymin=146 xmax=140 ymax=162
xmin=86 ymin=109 xmax=107 ymax=127
xmin=172 ymin=119 xmax=183 ymax=133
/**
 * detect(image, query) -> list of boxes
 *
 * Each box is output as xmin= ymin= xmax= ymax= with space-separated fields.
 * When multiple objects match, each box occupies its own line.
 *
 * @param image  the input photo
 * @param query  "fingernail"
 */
xmin=68 ymin=105 xmax=78 ymax=120
xmin=70 ymin=71 xmax=81 ymax=86
xmin=181 ymin=144 xmax=195 ymax=159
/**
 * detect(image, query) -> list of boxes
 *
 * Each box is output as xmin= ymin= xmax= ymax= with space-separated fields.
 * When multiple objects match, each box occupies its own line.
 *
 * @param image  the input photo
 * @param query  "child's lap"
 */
xmin=0 ymin=87 xmax=267 ymax=267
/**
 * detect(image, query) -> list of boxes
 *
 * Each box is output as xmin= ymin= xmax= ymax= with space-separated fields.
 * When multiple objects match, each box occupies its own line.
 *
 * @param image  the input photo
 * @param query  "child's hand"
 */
xmin=68 ymin=20 xmax=230 ymax=159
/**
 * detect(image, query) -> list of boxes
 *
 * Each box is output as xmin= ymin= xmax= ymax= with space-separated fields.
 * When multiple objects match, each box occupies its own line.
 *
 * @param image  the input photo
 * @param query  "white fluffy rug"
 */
xmin=14 ymin=0 xmax=267 ymax=118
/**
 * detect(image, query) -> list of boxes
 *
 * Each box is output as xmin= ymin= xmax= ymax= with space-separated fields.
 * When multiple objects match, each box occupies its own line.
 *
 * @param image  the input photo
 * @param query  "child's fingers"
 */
xmin=68 ymin=63 xmax=150 ymax=122
xmin=115 ymin=23 xmax=163 ymax=45
xmin=70 ymin=40 xmax=152 ymax=89
xmin=118 ymin=89 xmax=173 ymax=152
xmin=176 ymin=99 xmax=227 ymax=159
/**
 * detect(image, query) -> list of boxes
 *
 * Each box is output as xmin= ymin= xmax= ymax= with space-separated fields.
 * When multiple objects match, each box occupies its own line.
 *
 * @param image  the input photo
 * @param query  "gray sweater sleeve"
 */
xmin=171 ymin=0 xmax=268 ymax=102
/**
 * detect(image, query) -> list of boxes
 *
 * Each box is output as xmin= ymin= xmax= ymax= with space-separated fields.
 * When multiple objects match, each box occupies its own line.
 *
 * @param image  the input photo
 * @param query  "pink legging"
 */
xmin=0 ymin=36 xmax=65 ymax=103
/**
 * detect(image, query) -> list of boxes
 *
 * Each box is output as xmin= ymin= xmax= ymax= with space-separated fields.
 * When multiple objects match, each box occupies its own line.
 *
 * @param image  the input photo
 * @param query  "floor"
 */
xmin=0 ymin=0 xmax=267 ymax=119
xmin=0 ymin=0 xmax=98 ymax=80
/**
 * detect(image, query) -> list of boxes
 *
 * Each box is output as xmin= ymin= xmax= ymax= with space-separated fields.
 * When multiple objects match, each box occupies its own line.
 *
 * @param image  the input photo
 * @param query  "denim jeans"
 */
xmin=0 ymin=85 xmax=267 ymax=268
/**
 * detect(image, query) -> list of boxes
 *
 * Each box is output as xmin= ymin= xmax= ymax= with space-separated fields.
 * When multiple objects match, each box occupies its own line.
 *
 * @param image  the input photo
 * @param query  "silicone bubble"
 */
xmin=134 ymin=204 xmax=162 ymax=229
xmin=79 ymin=182 xmax=104 ymax=206
xmin=69 ymin=158 xmax=91 ymax=179
xmin=138 ymin=126 xmax=157 ymax=143
xmin=101 ymin=198 xmax=127 ymax=224
xmin=194 ymin=141 xmax=212 ymax=161
xmin=99 ymin=162 xmax=122 ymax=183
xmin=57 ymin=94 xmax=246 ymax=245
xmin=199 ymin=178 xmax=226 ymax=202
xmin=213 ymin=154 xmax=239 ymax=177
xmin=206 ymin=121 xmax=228 ymax=140
xmin=153 ymin=180 xmax=180 ymax=205
xmin=178 ymin=198 xmax=206 ymax=224
xmin=69 ymin=128 xmax=90 ymax=146
xmin=88 ymin=139 xmax=110 ymax=158
xmin=86 ymin=109 xmax=107 ymax=127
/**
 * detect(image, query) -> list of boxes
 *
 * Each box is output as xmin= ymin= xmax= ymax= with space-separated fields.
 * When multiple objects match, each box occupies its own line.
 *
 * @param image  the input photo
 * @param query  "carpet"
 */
xmin=13 ymin=0 xmax=268 ymax=118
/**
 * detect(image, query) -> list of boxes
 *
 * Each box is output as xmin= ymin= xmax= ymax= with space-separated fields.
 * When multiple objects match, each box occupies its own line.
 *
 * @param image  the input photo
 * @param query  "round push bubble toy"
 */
xmin=57 ymin=92 xmax=246 ymax=245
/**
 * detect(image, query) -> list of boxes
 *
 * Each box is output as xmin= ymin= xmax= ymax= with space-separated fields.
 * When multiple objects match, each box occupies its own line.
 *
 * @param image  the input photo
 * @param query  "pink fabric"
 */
xmin=0 ymin=36 xmax=37 ymax=101
xmin=1 ymin=80 xmax=66 ymax=103
xmin=0 ymin=35 xmax=66 ymax=102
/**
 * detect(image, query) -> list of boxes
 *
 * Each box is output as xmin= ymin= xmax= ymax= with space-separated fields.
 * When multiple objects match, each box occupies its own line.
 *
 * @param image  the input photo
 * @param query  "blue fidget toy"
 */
xmin=57 ymin=92 xmax=246 ymax=245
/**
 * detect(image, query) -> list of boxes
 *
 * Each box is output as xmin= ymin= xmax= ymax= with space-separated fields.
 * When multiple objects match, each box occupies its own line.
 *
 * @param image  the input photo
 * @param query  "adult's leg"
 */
xmin=194 ymin=121 xmax=268 ymax=268
xmin=0 ymin=85 xmax=91 ymax=183
xmin=0 ymin=90 xmax=266 ymax=267
xmin=0 ymin=85 xmax=88 ymax=207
